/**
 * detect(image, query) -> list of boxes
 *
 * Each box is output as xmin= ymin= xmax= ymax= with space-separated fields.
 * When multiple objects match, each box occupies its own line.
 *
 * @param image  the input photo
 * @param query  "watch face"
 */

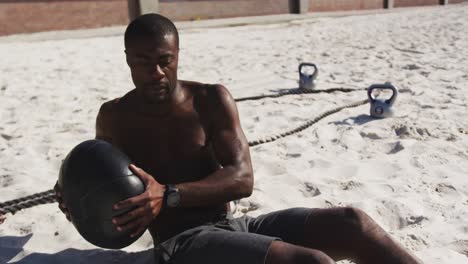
xmin=167 ymin=192 xmax=180 ymax=207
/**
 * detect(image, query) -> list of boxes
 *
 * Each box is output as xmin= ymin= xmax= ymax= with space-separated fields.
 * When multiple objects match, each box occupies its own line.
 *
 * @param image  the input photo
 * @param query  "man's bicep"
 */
xmin=212 ymin=127 xmax=249 ymax=167
xmin=95 ymin=105 xmax=112 ymax=142
xmin=210 ymin=86 xmax=251 ymax=167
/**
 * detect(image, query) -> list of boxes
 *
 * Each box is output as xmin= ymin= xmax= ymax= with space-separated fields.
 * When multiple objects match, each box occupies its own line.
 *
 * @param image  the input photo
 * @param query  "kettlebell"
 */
xmin=367 ymin=82 xmax=398 ymax=118
xmin=299 ymin=63 xmax=319 ymax=90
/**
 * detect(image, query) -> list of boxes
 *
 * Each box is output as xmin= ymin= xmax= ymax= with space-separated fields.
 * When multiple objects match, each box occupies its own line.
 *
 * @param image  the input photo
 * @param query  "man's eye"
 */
xmin=135 ymin=60 xmax=156 ymax=68
xmin=160 ymin=60 xmax=171 ymax=67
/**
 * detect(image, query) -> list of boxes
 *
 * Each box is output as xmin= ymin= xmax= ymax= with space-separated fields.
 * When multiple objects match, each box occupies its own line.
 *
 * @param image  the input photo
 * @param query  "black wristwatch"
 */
xmin=164 ymin=184 xmax=180 ymax=209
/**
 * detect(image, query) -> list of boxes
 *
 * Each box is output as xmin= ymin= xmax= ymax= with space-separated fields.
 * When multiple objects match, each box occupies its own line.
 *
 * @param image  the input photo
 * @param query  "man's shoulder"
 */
xmin=98 ymin=90 xmax=135 ymax=115
xmin=183 ymin=80 xmax=233 ymax=105
xmin=99 ymin=98 xmax=119 ymax=111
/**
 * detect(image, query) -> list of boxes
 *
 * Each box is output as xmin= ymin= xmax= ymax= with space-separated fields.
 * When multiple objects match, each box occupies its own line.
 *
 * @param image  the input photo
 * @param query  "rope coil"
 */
xmin=0 ymin=87 xmax=368 ymax=217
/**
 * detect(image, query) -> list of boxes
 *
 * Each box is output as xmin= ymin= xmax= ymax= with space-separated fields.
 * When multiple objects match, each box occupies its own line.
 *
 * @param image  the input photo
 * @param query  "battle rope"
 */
xmin=234 ymin=87 xmax=365 ymax=102
xmin=248 ymin=99 xmax=369 ymax=146
xmin=0 ymin=190 xmax=57 ymax=216
xmin=0 ymin=88 xmax=368 ymax=217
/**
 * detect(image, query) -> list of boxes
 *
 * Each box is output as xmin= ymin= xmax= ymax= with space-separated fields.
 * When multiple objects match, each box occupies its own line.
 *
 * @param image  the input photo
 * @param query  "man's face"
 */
xmin=125 ymin=34 xmax=179 ymax=104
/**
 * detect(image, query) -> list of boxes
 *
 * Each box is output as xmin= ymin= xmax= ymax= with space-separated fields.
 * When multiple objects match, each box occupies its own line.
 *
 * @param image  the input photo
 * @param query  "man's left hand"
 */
xmin=112 ymin=164 xmax=165 ymax=237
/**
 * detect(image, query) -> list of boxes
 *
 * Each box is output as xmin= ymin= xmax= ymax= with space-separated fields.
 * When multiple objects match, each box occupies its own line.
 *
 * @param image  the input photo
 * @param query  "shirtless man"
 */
xmin=56 ymin=14 xmax=421 ymax=264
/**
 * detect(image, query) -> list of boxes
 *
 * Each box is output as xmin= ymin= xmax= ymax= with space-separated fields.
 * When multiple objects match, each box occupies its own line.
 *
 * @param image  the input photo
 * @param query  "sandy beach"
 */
xmin=1 ymin=4 xmax=468 ymax=264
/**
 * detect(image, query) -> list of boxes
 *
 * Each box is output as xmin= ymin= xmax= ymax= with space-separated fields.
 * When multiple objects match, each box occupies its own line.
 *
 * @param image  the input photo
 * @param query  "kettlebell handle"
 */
xmin=367 ymin=82 xmax=398 ymax=105
xmin=299 ymin=63 xmax=318 ymax=77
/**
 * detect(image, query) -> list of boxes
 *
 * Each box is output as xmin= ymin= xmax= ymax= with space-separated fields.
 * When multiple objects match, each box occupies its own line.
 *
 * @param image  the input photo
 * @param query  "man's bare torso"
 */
xmin=96 ymin=81 xmax=228 ymax=240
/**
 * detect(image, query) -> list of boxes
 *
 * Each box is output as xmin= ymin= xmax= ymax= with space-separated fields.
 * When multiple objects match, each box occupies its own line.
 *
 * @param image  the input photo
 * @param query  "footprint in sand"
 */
xmin=401 ymin=233 xmax=429 ymax=249
xmin=1 ymin=174 xmax=13 ymax=187
xmin=393 ymin=124 xmax=432 ymax=140
xmin=458 ymin=128 xmax=468 ymax=135
xmin=359 ymin=131 xmax=384 ymax=140
xmin=386 ymin=141 xmax=405 ymax=154
xmin=1 ymin=134 xmax=13 ymax=141
xmin=379 ymin=184 xmax=396 ymax=193
xmin=340 ymin=180 xmax=364 ymax=191
xmin=375 ymin=200 xmax=427 ymax=230
xmin=434 ymin=183 xmax=461 ymax=200
xmin=420 ymin=104 xmax=435 ymax=109
xmin=301 ymin=182 xmax=321 ymax=197
xmin=406 ymin=215 xmax=428 ymax=226
xmin=402 ymin=64 xmax=422 ymax=70
xmin=286 ymin=153 xmax=302 ymax=158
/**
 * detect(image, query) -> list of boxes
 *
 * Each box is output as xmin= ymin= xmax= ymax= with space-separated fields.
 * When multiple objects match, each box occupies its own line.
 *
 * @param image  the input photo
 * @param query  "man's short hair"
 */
xmin=124 ymin=13 xmax=179 ymax=48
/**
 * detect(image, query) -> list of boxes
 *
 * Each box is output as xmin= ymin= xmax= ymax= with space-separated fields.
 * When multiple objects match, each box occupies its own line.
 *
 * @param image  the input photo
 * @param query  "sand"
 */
xmin=1 ymin=4 xmax=467 ymax=264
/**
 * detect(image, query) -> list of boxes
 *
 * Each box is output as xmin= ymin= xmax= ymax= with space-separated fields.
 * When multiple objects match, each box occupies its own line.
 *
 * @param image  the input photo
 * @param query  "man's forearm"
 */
xmin=176 ymin=165 xmax=253 ymax=207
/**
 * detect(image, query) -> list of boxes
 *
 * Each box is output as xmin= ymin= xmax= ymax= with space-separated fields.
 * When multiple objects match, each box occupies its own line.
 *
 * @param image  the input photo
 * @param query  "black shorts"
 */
xmin=154 ymin=207 xmax=312 ymax=264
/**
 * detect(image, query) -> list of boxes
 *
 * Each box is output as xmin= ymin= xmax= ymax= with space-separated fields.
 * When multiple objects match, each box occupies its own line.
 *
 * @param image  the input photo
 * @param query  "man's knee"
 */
xmin=319 ymin=207 xmax=370 ymax=232
xmin=341 ymin=206 xmax=382 ymax=236
xmin=305 ymin=206 xmax=377 ymax=239
xmin=266 ymin=241 xmax=335 ymax=264
xmin=341 ymin=207 xmax=368 ymax=230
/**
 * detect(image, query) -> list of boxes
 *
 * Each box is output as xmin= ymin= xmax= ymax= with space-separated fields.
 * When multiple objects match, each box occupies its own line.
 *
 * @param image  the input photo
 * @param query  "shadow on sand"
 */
xmin=268 ymin=87 xmax=300 ymax=93
xmin=331 ymin=114 xmax=377 ymax=126
xmin=0 ymin=234 xmax=154 ymax=264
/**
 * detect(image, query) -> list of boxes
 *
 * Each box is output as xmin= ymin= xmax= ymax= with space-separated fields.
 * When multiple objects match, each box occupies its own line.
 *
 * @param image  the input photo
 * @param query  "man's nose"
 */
xmin=151 ymin=65 xmax=165 ymax=80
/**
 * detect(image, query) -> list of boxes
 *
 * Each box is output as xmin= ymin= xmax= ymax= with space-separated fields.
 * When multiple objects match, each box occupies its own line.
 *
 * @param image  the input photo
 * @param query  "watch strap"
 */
xmin=163 ymin=184 xmax=179 ymax=209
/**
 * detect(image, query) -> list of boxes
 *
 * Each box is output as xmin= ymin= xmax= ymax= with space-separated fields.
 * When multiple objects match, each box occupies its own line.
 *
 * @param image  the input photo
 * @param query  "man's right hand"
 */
xmin=54 ymin=182 xmax=71 ymax=222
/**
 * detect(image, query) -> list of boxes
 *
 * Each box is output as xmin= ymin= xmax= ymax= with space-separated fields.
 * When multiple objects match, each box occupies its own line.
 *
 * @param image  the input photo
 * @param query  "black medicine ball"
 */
xmin=58 ymin=139 xmax=145 ymax=249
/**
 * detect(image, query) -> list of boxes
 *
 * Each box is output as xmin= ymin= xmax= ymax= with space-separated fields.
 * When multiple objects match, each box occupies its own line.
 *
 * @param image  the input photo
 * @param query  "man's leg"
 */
xmin=302 ymin=207 xmax=421 ymax=264
xmin=247 ymin=207 xmax=421 ymax=264
xmin=265 ymin=241 xmax=335 ymax=264
xmin=159 ymin=225 xmax=328 ymax=264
